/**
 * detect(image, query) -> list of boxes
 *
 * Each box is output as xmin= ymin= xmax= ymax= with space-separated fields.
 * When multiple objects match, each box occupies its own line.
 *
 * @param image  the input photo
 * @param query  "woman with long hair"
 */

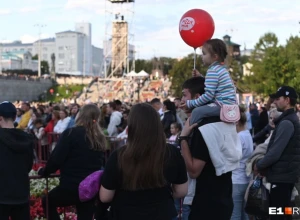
xmin=100 ymin=103 xmax=188 ymax=220
xmin=53 ymin=109 xmax=70 ymax=134
xmin=38 ymin=104 xmax=107 ymax=220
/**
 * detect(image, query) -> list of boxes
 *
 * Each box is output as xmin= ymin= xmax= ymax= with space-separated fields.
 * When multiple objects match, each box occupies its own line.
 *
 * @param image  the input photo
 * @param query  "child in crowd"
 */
xmin=169 ymin=122 xmax=189 ymax=220
xmin=169 ymin=122 xmax=182 ymax=143
xmin=34 ymin=118 xmax=49 ymax=160
xmin=34 ymin=119 xmax=48 ymax=146
xmin=183 ymin=39 xmax=237 ymax=125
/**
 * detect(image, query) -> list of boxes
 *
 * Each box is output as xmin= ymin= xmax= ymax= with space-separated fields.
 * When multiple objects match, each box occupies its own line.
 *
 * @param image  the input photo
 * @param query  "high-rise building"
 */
xmin=55 ymin=30 xmax=85 ymax=74
xmin=75 ymin=23 xmax=92 ymax=75
xmin=1 ymin=23 xmax=102 ymax=76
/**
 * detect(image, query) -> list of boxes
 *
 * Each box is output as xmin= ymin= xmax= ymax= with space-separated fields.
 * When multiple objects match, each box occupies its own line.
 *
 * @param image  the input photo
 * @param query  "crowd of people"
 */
xmin=1 ymin=38 xmax=300 ymax=220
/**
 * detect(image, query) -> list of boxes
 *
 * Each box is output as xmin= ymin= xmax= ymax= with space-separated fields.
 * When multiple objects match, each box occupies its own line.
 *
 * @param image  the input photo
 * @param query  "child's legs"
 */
xmin=190 ymin=104 xmax=220 ymax=125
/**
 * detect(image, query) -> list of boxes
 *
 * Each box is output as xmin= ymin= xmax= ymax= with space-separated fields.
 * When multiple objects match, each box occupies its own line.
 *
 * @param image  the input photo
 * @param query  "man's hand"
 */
xmin=192 ymin=69 xmax=203 ymax=77
xmin=181 ymin=118 xmax=198 ymax=137
xmin=179 ymin=102 xmax=187 ymax=110
xmin=253 ymin=163 xmax=264 ymax=177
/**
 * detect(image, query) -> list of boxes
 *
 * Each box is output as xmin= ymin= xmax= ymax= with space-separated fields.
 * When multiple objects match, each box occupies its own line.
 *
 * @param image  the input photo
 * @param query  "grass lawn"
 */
xmin=42 ymin=84 xmax=85 ymax=102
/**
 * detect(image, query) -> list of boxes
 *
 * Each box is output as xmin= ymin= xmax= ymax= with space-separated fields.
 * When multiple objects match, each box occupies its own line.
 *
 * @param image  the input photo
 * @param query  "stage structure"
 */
xmin=104 ymin=0 xmax=135 ymax=78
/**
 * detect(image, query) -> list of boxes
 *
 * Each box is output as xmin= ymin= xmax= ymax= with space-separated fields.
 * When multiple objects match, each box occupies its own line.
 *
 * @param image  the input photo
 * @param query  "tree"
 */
xmin=240 ymin=55 xmax=249 ymax=65
xmin=41 ymin=61 xmax=49 ymax=75
xmin=133 ymin=59 xmax=152 ymax=74
xmin=169 ymin=53 xmax=207 ymax=97
xmin=154 ymin=57 xmax=177 ymax=75
xmin=244 ymin=33 xmax=300 ymax=95
xmin=244 ymin=33 xmax=284 ymax=94
xmin=282 ymin=36 xmax=300 ymax=92
xmin=32 ymin=54 xmax=38 ymax=60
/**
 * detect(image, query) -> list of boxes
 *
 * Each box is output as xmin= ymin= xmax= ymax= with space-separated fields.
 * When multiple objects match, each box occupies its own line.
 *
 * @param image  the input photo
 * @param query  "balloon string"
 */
xmin=193 ymin=48 xmax=196 ymax=69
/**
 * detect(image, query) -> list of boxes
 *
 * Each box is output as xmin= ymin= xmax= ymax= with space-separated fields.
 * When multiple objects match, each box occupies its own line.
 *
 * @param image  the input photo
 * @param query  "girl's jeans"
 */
xmin=231 ymin=183 xmax=249 ymax=220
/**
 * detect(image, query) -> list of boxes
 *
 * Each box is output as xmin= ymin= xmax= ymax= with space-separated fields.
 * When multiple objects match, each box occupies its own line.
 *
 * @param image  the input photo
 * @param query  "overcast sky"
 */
xmin=1 ymin=0 xmax=299 ymax=59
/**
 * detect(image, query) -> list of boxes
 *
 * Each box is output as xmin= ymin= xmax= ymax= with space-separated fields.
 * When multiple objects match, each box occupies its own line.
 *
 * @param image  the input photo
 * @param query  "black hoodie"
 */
xmin=0 ymin=128 xmax=34 ymax=204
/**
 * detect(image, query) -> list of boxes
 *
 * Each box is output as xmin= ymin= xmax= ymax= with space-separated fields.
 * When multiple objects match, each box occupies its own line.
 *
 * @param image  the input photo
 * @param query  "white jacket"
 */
xmin=54 ymin=117 xmax=70 ymax=134
xmin=107 ymin=111 xmax=122 ymax=137
xmin=199 ymin=122 xmax=242 ymax=176
xmin=117 ymin=126 xmax=128 ymax=140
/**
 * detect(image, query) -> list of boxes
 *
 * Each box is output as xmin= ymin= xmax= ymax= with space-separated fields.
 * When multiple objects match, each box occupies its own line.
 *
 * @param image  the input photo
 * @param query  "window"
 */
xmin=58 ymin=68 xmax=64 ymax=71
xmin=43 ymin=47 xmax=47 ymax=51
xmin=58 ymin=53 xmax=65 ymax=59
xmin=58 ymin=46 xmax=64 ymax=50
xmin=20 ymin=48 xmax=24 ymax=51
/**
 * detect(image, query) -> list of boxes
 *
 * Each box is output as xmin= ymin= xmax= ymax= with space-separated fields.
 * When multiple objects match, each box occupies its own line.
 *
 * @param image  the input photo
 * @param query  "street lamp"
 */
xmin=34 ymin=24 xmax=46 ymax=78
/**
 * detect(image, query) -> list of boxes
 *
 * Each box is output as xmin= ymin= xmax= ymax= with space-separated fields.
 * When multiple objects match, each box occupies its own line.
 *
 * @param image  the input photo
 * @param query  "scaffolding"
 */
xmin=103 ymin=0 xmax=135 ymax=78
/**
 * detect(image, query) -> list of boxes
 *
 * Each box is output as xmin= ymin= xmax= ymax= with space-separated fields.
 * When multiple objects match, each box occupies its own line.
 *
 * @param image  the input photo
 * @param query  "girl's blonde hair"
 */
xmin=75 ymin=104 xmax=106 ymax=151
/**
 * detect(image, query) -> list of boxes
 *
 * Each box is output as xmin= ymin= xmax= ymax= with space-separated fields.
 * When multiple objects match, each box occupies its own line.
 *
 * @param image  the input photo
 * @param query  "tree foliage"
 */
xmin=32 ymin=54 xmax=38 ymax=60
xmin=244 ymin=33 xmax=300 ymax=95
xmin=169 ymin=53 xmax=207 ymax=97
xmin=41 ymin=60 xmax=49 ymax=75
xmin=133 ymin=59 xmax=152 ymax=74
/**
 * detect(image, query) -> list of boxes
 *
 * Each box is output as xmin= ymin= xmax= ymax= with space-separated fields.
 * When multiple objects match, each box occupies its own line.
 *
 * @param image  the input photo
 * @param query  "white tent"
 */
xmin=137 ymin=70 xmax=149 ymax=77
xmin=126 ymin=71 xmax=138 ymax=77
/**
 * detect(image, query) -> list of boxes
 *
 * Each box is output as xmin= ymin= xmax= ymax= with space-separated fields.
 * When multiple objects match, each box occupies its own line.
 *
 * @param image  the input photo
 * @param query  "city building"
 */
xmin=75 ymin=23 xmax=92 ymax=75
xmin=92 ymin=45 xmax=103 ymax=75
xmin=34 ymin=38 xmax=56 ymax=67
xmin=0 ymin=23 xmax=103 ymax=76
xmin=55 ymin=30 xmax=85 ymax=74
xmin=1 ymin=51 xmax=38 ymax=71
xmin=223 ymin=35 xmax=241 ymax=66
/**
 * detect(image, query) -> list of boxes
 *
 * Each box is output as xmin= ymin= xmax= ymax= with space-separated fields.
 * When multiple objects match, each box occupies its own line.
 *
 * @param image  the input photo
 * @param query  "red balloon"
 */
xmin=179 ymin=9 xmax=215 ymax=48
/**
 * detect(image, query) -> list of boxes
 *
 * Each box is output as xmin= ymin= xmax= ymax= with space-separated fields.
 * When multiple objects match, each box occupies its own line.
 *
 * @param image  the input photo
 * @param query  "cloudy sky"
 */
xmin=0 ymin=0 xmax=299 ymax=59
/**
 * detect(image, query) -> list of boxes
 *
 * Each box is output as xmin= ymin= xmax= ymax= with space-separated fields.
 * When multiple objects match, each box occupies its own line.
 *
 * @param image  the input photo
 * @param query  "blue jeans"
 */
xmin=231 ymin=184 xmax=249 ymax=220
xmin=190 ymin=104 xmax=220 ymax=125
xmin=173 ymin=198 xmax=191 ymax=220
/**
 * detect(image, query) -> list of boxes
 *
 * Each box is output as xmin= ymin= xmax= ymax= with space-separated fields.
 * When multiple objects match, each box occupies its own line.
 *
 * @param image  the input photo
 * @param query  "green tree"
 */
xmin=133 ymin=59 xmax=152 ymax=74
xmin=169 ymin=53 xmax=207 ymax=97
xmin=283 ymin=36 xmax=300 ymax=92
xmin=240 ymin=55 xmax=249 ymax=65
xmin=41 ymin=60 xmax=49 ymax=75
xmin=32 ymin=54 xmax=38 ymax=60
xmin=244 ymin=33 xmax=285 ymax=94
xmin=245 ymin=33 xmax=300 ymax=95
xmin=228 ymin=59 xmax=245 ymax=89
xmin=156 ymin=57 xmax=177 ymax=75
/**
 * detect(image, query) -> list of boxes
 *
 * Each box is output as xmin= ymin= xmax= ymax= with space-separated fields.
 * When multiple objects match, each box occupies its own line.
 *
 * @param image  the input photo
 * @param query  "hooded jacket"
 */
xmin=0 ymin=128 xmax=34 ymax=204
